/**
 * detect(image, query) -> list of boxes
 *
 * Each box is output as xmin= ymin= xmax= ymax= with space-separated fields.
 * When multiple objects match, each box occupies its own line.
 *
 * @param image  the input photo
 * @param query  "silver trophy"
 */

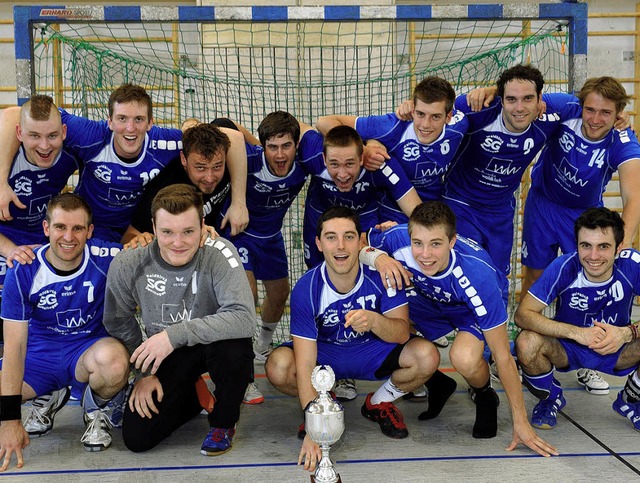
xmin=305 ymin=365 xmax=345 ymax=483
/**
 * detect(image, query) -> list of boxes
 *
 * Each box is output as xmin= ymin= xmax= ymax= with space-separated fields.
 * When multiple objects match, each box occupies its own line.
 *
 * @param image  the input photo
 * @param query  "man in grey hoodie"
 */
xmin=103 ymin=183 xmax=255 ymax=456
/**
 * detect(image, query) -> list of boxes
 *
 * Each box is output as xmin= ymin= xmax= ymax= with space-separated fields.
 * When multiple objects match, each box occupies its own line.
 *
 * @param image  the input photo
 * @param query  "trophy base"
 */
xmin=311 ymin=475 xmax=342 ymax=483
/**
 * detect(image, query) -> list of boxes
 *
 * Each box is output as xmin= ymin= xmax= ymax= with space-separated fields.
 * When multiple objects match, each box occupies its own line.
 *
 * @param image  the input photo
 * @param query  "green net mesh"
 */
xmin=31 ymin=17 xmax=570 ymax=342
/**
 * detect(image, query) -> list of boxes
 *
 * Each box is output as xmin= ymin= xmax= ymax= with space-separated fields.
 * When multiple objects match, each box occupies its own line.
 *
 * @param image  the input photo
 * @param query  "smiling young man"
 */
xmin=299 ymin=125 xmax=421 ymax=269
xmin=265 ymin=206 xmax=438 ymax=475
xmin=0 ymin=193 xmax=130 ymax=470
xmin=103 ymin=184 xmax=255 ymax=456
xmin=515 ymin=207 xmax=640 ymax=432
xmin=121 ymin=122 xmax=237 ymax=244
xmin=317 ymin=76 xmax=468 ymax=223
xmin=363 ymin=201 xmax=557 ymax=457
xmin=0 ymin=96 xmax=81 ymax=309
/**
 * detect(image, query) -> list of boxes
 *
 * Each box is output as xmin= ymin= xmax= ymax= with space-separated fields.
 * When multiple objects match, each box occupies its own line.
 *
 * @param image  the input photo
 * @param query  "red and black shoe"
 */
xmin=361 ymin=392 xmax=408 ymax=439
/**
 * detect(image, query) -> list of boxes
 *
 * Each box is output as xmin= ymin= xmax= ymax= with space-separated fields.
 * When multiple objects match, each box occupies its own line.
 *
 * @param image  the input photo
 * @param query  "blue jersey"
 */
xmin=529 ymin=249 xmax=640 ymax=328
xmin=530 ymin=122 xmax=640 ymax=208
xmin=1 ymin=146 xmax=80 ymax=244
xmin=299 ymin=130 xmax=415 ymax=229
xmin=221 ymin=140 xmax=308 ymax=238
xmin=445 ymin=93 xmax=581 ymax=210
xmin=367 ymin=224 xmax=508 ymax=332
xmin=60 ymin=110 xmax=182 ymax=239
xmin=1 ymin=239 xmax=120 ymax=342
xmin=355 ymin=111 xmax=468 ymax=206
xmin=290 ymin=262 xmax=408 ymax=346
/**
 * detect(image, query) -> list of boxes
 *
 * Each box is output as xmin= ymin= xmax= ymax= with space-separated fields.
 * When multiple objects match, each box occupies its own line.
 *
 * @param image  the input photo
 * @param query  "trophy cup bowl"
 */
xmin=305 ymin=365 xmax=345 ymax=483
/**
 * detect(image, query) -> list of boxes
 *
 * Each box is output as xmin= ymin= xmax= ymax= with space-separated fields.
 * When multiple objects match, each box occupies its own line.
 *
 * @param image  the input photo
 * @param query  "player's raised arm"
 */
xmin=0 ymin=107 xmax=27 ymax=219
xmin=219 ymin=127 xmax=249 ymax=235
xmin=619 ymin=157 xmax=640 ymax=248
xmin=315 ymin=114 xmax=357 ymax=136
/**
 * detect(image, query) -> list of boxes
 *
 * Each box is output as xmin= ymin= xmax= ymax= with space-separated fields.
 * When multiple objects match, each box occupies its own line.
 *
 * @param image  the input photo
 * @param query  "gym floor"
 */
xmin=3 ymin=343 xmax=639 ymax=482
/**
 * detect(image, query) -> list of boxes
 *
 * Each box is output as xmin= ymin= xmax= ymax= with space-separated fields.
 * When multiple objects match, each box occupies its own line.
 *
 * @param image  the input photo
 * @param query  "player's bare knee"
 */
xmin=514 ymin=330 xmax=544 ymax=366
xmin=405 ymin=338 xmax=440 ymax=375
xmin=265 ymin=347 xmax=295 ymax=388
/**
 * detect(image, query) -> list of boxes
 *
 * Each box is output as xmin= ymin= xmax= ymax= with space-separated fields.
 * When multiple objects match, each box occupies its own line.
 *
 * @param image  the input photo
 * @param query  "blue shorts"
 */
xmin=557 ymin=339 xmax=636 ymax=377
xmin=408 ymin=294 xmax=485 ymax=342
xmin=231 ymin=231 xmax=288 ymax=281
xmin=445 ymin=197 xmax=513 ymax=277
xmin=0 ymin=335 xmax=107 ymax=396
xmin=281 ymin=338 xmax=403 ymax=380
xmin=521 ymin=189 xmax=584 ymax=270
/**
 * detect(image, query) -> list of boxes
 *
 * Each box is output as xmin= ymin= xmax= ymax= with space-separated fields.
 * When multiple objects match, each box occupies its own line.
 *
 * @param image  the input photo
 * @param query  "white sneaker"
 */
xmin=577 ymin=369 xmax=610 ymax=395
xmin=243 ymin=382 xmax=264 ymax=405
xmin=23 ymin=387 xmax=71 ymax=437
xmin=333 ymin=379 xmax=357 ymax=401
xmin=253 ymin=340 xmax=272 ymax=364
xmin=81 ymin=410 xmax=114 ymax=452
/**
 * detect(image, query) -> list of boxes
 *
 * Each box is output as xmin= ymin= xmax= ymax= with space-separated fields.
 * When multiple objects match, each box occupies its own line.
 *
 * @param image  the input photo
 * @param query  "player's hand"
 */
xmin=614 ymin=111 xmax=632 ymax=131
xmin=374 ymin=220 xmax=398 ymax=232
xmin=129 ymin=375 xmax=164 ymax=418
xmin=466 ymin=86 xmax=497 ymax=111
xmin=298 ymin=434 xmax=322 ymax=472
xmin=395 ymin=100 xmax=414 ymax=121
xmin=506 ymin=421 xmax=558 ymax=457
xmin=0 ymin=184 xmax=26 ymax=221
xmin=130 ymin=331 xmax=174 ymax=374
xmin=5 ymin=244 xmax=40 ymax=268
xmin=0 ymin=420 xmax=30 ymax=471
xmin=573 ymin=325 xmax=606 ymax=347
xmin=200 ymin=224 xmax=218 ymax=246
xmin=589 ymin=321 xmax=628 ymax=355
xmin=363 ymin=140 xmax=390 ymax=171
xmin=221 ymin=202 xmax=249 ymax=236
xmin=123 ymin=232 xmax=154 ymax=250
xmin=374 ymin=253 xmax=412 ymax=289
xmin=344 ymin=309 xmax=379 ymax=333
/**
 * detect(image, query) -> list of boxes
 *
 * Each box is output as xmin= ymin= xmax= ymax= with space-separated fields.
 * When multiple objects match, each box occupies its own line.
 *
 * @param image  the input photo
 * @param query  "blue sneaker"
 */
xmin=612 ymin=391 xmax=640 ymax=432
xmin=201 ymin=427 xmax=236 ymax=456
xmin=531 ymin=394 xmax=566 ymax=429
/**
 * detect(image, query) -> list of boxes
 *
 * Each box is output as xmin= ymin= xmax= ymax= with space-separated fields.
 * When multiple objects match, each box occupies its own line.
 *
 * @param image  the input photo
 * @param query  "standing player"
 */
xmin=364 ymin=201 xmax=557 ymax=456
xmin=103 ymin=184 xmax=255 ymax=456
xmin=218 ymin=112 xmax=311 ymax=364
xmin=521 ymin=76 xmax=640 ymax=301
xmin=121 ymin=122 xmax=242 ymax=244
xmin=515 ymin=207 xmax=640 ymax=431
xmin=396 ymin=65 xmax=581 ymax=278
xmin=265 ymin=206 xmax=438 ymax=473
xmin=299 ymin=125 xmax=421 ymax=268
xmin=317 ymin=76 xmax=468 ymax=222
xmin=0 ymin=193 xmax=130 ymax=470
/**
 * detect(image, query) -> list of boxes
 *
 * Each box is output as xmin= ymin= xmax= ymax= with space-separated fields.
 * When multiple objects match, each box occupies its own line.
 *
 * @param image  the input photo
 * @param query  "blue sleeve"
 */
xmin=289 ymin=273 xmax=318 ymax=340
xmin=528 ymin=255 xmax=575 ymax=305
xmin=617 ymin=249 xmax=640 ymax=294
xmin=297 ymin=130 xmax=325 ymax=175
xmin=355 ymin=113 xmax=405 ymax=145
xmin=60 ymin=109 xmax=111 ymax=157
xmin=453 ymin=93 xmax=502 ymax=131
xmin=611 ymin=128 xmax=640 ymax=169
xmin=1 ymin=265 xmax=29 ymax=322
xmin=542 ymin=93 xmax=582 ymax=121
xmin=245 ymin=143 xmax=264 ymax=173
xmin=372 ymin=156 xmax=414 ymax=200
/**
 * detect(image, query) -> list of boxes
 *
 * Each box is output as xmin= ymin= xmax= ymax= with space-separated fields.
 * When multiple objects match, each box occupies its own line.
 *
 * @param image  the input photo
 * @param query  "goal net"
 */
xmin=16 ymin=4 xmax=586 ymax=342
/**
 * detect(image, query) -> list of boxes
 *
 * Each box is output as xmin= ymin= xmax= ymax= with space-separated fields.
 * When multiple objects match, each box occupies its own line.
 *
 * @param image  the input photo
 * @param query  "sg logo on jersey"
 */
xmin=94 ymin=165 xmax=112 ymax=183
xmin=403 ymin=141 xmax=421 ymax=161
xmin=14 ymin=176 xmax=33 ymax=196
xmin=480 ymin=135 xmax=503 ymax=154
xmin=569 ymin=292 xmax=589 ymax=311
xmin=559 ymin=132 xmax=575 ymax=153
xmin=145 ymin=274 xmax=167 ymax=296
xmin=322 ymin=309 xmax=341 ymax=327
xmin=37 ymin=289 xmax=58 ymax=310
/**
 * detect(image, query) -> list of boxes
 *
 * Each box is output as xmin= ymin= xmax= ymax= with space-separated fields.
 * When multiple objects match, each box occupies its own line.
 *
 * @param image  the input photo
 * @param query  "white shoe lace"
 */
xmin=23 ymin=406 xmax=51 ymax=429
xmin=582 ymin=369 xmax=606 ymax=386
xmin=81 ymin=411 xmax=113 ymax=446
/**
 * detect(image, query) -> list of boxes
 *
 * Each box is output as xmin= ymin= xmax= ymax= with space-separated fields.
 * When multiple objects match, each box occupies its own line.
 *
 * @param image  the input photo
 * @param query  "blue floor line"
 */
xmin=3 ymin=451 xmax=639 ymax=477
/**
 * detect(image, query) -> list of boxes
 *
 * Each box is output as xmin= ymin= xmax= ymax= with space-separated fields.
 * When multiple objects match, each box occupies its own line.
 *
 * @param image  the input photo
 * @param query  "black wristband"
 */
xmin=0 ymin=395 xmax=22 ymax=421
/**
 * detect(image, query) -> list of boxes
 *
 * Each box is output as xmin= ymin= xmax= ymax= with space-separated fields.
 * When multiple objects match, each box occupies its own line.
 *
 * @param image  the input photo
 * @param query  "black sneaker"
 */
xmin=361 ymin=392 xmax=408 ymax=439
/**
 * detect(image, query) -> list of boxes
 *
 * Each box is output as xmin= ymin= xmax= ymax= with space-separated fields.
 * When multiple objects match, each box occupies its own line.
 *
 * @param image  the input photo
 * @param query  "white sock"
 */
xmin=257 ymin=321 xmax=278 ymax=347
xmin=370 ymin=379 xmax=406 ymax=405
